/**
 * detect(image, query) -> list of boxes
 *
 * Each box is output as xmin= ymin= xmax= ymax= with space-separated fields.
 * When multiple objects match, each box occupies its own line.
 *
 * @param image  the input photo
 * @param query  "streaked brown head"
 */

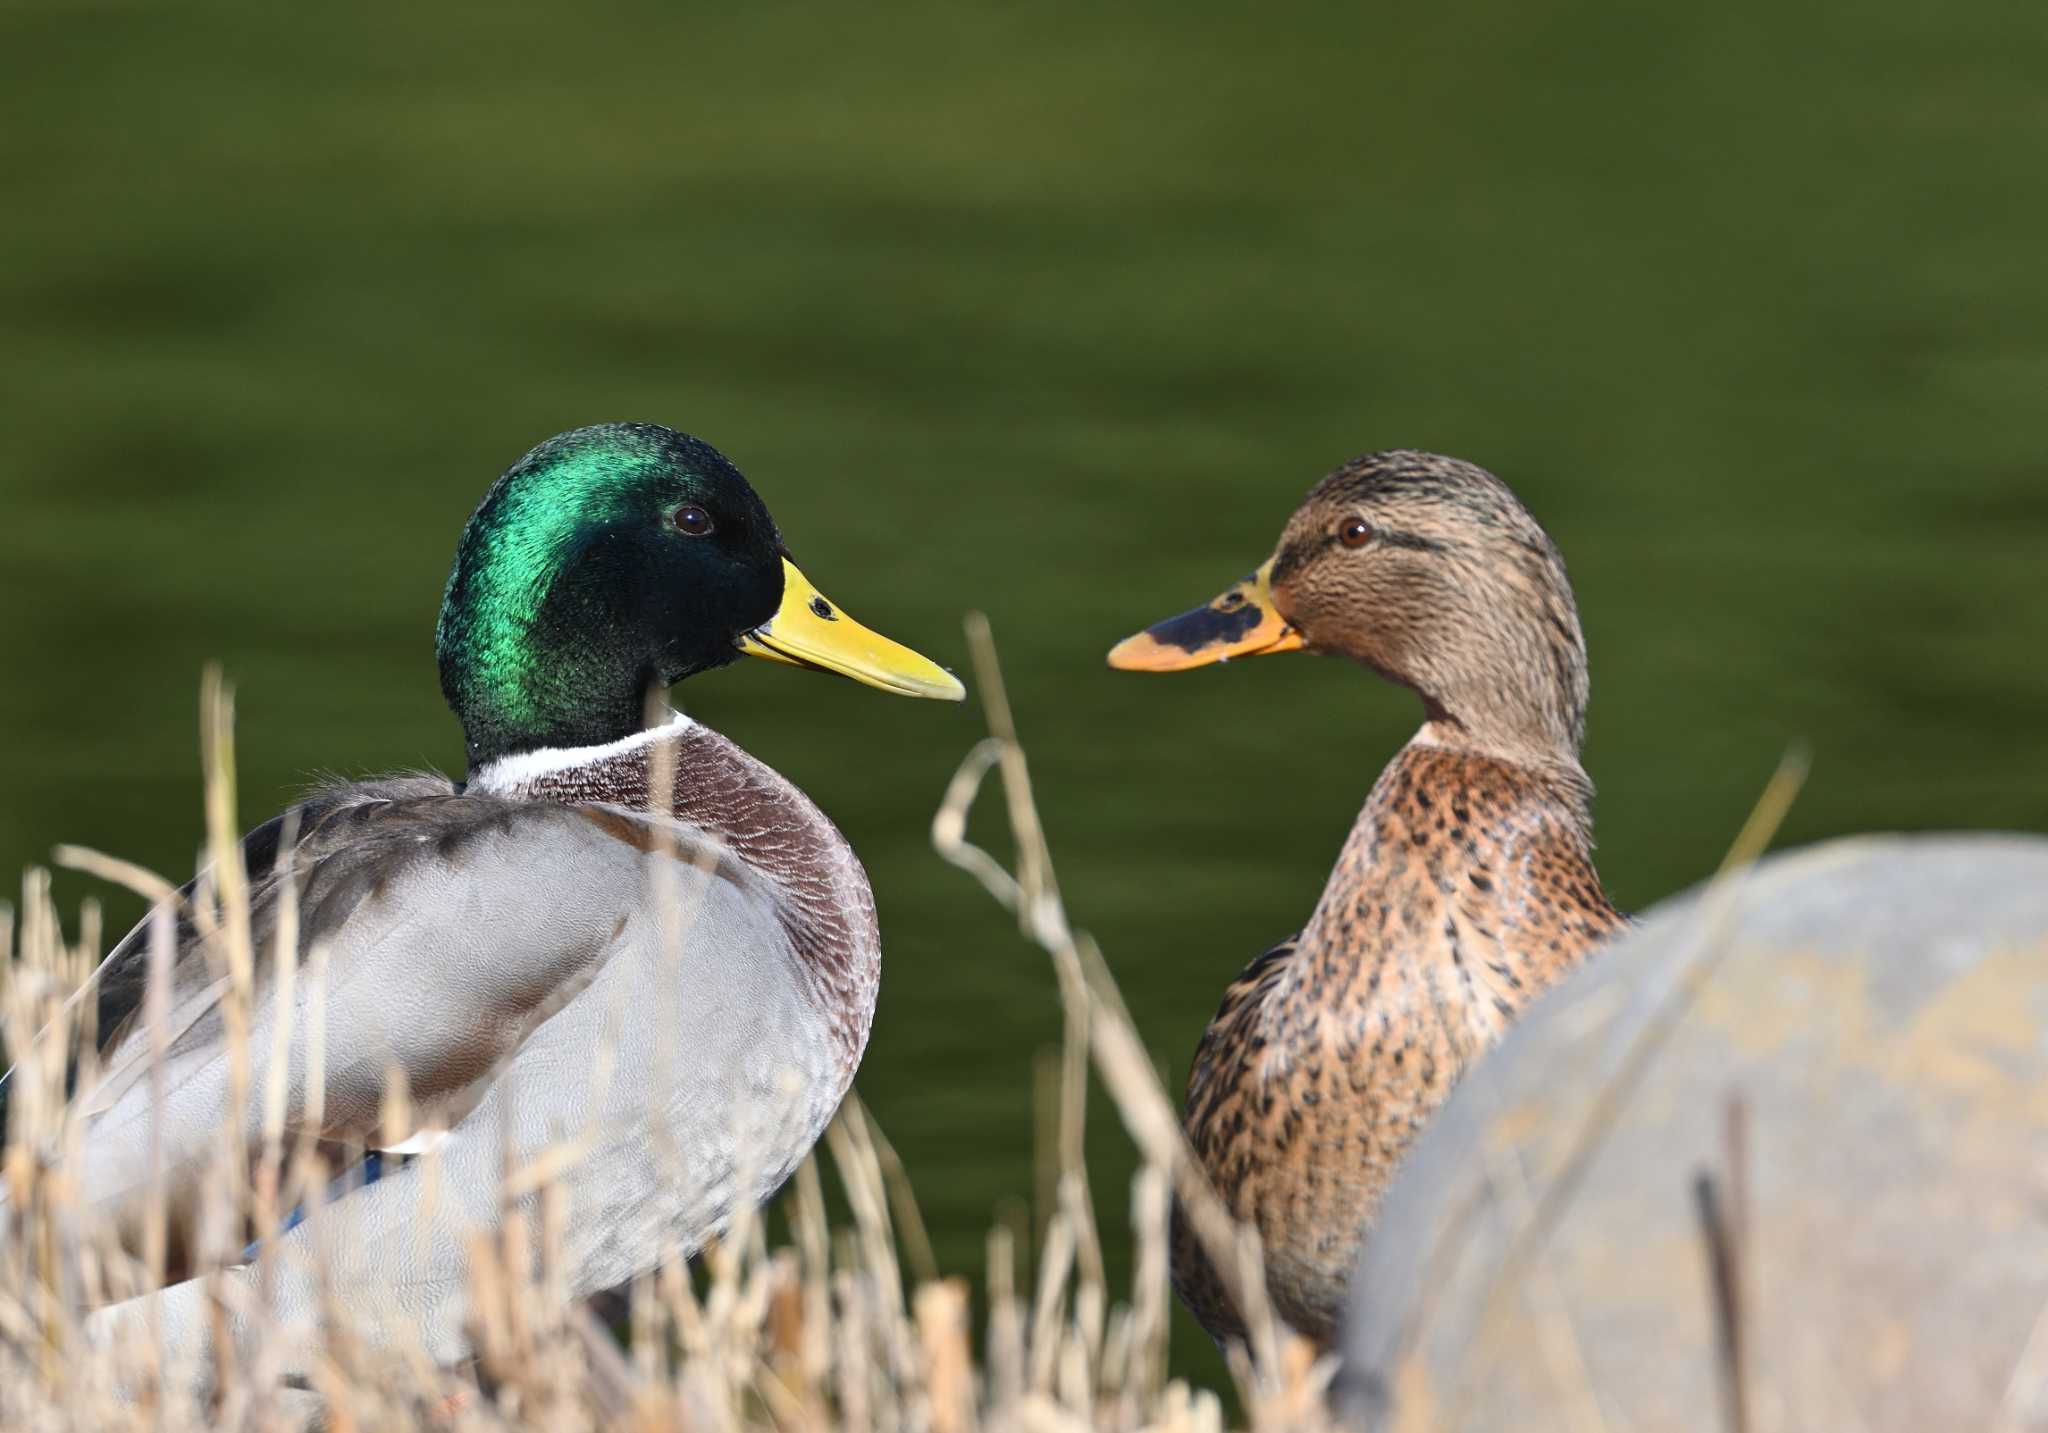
xmin=1110 ymin=450 xmax=1590 ymax=766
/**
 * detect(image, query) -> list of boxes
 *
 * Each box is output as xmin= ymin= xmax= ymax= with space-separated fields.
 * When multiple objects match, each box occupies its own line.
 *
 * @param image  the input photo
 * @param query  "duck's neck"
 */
xmin=1408 ymin=674 xmax=1586 ymax=776
xmin=464 ymin=711 xmax=696 ymax=800
xmin=1290 ymin=736 xmax=1615 ymax=1052
xmin=440 ymin=613 xmax=656 ymax=774
xmin=1390 ymin=573 xmax=1592 ymax=773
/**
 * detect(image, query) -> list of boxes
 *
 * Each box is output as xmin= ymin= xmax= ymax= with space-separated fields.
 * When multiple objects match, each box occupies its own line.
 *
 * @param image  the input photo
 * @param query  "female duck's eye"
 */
xmin=1339 ymin=517 xmax=1373 ymax=548
xmin=673 ymin=504 xmax=715 ymax=537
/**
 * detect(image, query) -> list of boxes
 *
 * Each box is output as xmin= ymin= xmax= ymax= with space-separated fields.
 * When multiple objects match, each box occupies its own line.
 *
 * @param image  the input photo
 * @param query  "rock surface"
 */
xmin=1336 ymin=833 xmax=2048 ymax=1432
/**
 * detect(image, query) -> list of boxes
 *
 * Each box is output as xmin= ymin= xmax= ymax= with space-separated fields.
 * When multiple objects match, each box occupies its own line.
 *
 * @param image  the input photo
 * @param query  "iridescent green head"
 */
xmin=437 ymin=423 xmax=962 ymax=771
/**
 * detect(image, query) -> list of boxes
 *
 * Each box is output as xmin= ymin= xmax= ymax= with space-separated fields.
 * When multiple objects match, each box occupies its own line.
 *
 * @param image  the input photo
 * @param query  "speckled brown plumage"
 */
xmin=1134 ymin=451 xmax=1627 ymax=1350
xmin=1172 ymin=746 xmax=1621 ymax=1345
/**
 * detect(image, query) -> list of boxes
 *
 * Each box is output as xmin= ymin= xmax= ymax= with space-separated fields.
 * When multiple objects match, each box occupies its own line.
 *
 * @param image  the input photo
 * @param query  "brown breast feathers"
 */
xmin=1173 ymin=743 xmax=1625 ymax=1347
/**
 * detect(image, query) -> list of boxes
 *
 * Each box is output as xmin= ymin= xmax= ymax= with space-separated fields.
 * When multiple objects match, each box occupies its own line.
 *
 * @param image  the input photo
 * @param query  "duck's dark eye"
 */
xmin=673 ymin=504 xmax=715 ymax=537
xmin=1339 ymin=517 xmax=1374 ymax=548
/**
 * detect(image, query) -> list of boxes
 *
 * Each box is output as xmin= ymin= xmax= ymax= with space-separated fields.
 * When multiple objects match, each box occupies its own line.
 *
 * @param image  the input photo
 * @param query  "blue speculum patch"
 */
xmin=239 ymin=1149 xmax=405 ymax=1262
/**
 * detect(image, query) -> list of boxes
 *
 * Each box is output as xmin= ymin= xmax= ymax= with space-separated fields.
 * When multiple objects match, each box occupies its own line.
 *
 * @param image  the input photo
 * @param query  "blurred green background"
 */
xmin=4 ymin=0 xmax=2044 ymax=1388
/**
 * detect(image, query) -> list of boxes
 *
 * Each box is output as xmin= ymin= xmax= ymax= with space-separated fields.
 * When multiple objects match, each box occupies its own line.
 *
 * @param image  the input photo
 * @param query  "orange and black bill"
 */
xmin=1106 ymin=557 xmax=1305 ymax=671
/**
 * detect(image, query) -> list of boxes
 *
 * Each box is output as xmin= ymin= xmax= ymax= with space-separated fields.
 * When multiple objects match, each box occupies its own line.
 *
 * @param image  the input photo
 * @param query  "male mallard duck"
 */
xmin=17 ymin=422 xmax=961 ymax=1367
xmin=1109 ymin=450 xmax=1624 ymax=1351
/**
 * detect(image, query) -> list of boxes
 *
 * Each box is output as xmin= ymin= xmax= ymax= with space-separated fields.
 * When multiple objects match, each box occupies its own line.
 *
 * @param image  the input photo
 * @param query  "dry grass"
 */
xmin=0 ymin=627 xmax=1330 ymax=1431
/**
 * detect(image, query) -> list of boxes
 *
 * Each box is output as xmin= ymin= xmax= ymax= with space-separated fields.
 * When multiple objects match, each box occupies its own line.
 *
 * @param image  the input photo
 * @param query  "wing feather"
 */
xmin=68 ymin=784 xmax=737 ymax=1247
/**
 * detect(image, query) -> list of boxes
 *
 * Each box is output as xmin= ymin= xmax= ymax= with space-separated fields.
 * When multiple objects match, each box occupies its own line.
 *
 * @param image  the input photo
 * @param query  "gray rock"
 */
xmin=1336 ymin=833 xmax=2048 ymax=1432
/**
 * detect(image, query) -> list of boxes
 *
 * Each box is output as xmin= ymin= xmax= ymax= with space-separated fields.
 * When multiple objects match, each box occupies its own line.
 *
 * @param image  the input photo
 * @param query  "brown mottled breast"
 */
xmin=1172 ymin=743 xmax=1625 ymax=1348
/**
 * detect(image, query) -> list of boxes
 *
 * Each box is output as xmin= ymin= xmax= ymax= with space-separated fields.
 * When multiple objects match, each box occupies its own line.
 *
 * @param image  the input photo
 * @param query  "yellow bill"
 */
xmin=1107 ymin=557 xmax=1305 ymax=671
xmin=738 ymin=557 xmax=965 ymax=700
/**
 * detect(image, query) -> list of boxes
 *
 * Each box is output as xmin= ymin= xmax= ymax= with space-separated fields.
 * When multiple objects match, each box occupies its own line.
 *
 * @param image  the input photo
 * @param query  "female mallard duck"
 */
xmin=23 ymin=422 xmax=961 ymax=1367
xmin=1108 ymin=450 xmax=1625 ymax=1351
